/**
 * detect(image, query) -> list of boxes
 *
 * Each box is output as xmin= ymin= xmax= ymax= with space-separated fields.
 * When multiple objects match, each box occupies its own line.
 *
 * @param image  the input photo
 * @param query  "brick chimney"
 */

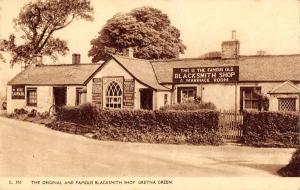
xmin=31 ymin=55 xmax=43 ymax=67
xmin=122 ymin=48 xmax=134 ymax=58
xmin=72 ymin=53 xmax=80 ymax=64
xmin=221 ymin=30 xmax=240 ymax=59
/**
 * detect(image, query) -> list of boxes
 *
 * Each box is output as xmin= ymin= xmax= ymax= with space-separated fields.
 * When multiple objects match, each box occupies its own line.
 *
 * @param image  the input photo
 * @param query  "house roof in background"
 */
xmin=151 ymin=54 xmax=300 ymax=83
xmin=111 ymin=55 xmax=170 ymax=91
xmin=8 ymin=63 xmax=102 ymax=85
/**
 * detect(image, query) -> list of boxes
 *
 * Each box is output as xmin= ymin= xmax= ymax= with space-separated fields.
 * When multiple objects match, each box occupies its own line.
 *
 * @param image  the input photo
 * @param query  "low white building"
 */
xmin=6 ymin=36 xmax=300 ymax=114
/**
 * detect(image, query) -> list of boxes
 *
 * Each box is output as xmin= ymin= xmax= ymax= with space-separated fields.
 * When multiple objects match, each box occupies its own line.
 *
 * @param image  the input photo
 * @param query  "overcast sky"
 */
xmin=0 ymin=0 xmax=299 ymax=97
xmin=1 ymin=0 xmax=299 ymax=64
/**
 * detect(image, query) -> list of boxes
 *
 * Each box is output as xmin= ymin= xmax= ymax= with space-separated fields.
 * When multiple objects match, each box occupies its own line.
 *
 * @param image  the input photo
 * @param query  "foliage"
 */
xmin=160 ymin=99 xmax=216 ymax=111
xmin=242 ymin=111 xmax=300 ymax=148
xmin=0 ymin=0 xmax=93 ymax=67
xmin=27 ymin=109 xmax=37 ymax=117
xmin=278 ymin=148 xmax=300 ymax=177
xmin=9 ymin=108 xmax=53 ymax=124
xmin=88 ymin=6 xmax=186 ymax=62
xmin=56 ymin=103 xmax=99 ymax=125
xmin=56 ymin=103 xmax=222 ymax=145
xmin=14 ymin=108 xmax=28 ymax=115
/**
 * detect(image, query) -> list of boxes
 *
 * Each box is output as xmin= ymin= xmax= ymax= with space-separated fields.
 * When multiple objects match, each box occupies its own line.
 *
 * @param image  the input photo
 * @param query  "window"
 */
xmin=164 ymin=94 xmax=168 ymax=105
xmin=27 ymin=88 xmax=37 ymax=106
xmin=240 ymin=87 xmax=261 ymax=110
xmin=76 ymin=87 xmax=87 ymax=106
xmin=278 ymin=98 xmax=296 ymax=111
xmin=105 ymin=81 xmax=122 ymax=109
xmin=177 ymin=87 xmax=197 ymax=103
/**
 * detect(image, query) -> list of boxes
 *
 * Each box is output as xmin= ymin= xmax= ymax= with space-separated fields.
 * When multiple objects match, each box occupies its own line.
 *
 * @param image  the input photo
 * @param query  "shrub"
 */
xmin=160 ymin=101 xmax=216 ymax=111
xmin=27 ymin=109 xmax=37 ymax=117
xmin=57 ymin=105 xmax=81 ymax=123
xmin=78 ymin=103 xmax=100 ymax=125
xmin=278 ymin=148 xmax=300 ymax=177
xmin=55 ymin=103 xmax=222 ymax=145
xmin=14 ymin=108 xmax=28 ymax=115
xmin=38 ymin=111 xmax=50 ymax=119
xmin=243 ymin=111 xmax=300 ymax=148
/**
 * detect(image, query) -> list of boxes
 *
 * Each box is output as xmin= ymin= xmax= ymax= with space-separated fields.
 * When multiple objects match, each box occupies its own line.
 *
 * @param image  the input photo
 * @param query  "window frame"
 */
xmin=278 ymin=98 xmax=296 ymax=112
xmin=104 ymin=81 xmax=123 ymax=109
xmin=177 ymin=86 xmax=197 ymax=103
xmin=26 ymin=87 xmax=37 ymax=107
xmin=240 ymin=87 xmax=261 ymax=111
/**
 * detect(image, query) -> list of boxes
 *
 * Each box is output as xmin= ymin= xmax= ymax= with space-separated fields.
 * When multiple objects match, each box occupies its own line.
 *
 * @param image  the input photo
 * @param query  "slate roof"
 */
xmin=8 ymin=63 xmax=102 ymax=85
xmin=111 ymin=55 xmax=170 ymax=90
xmin=151 ymin=54 xmax=300 ymax=83
xmin=269 ymin=81 xmax=300 ymax=94
xmin=8 ymin=54 xmax=300 ymax=90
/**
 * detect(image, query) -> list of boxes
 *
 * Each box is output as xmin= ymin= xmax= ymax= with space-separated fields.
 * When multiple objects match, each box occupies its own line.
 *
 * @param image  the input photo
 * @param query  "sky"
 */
xmin=0 ymin=0 xmax=299 ymax=97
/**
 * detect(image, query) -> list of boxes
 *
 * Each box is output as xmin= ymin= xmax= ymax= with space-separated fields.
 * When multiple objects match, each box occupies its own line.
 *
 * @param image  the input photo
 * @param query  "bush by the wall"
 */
xmin=278 ymin=148 xmax=300 ymax=177
xmin=243 ymin=111 xmax=300 ymax=148
xmin=57 ymin=103 xmax=99 ymax=125
xmin=14 ymin=108 xmax=28 ymax=115
xmin=56 ymin=103 xmax=222 ymax=145
xmin=159 ymin=101 xmax=216 ymax=111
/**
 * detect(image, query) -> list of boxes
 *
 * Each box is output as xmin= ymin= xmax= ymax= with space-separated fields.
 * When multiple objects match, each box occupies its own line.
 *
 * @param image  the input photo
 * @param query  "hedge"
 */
xmin=159 ymin=102 xmax=216 ymax=111
xmin=243 ymin=111 xmax=300 ymax=148
xmin=278 ymin=148 xmax=300 ymax=177
xmin=55 ymin=103 xmax=223 ymax=145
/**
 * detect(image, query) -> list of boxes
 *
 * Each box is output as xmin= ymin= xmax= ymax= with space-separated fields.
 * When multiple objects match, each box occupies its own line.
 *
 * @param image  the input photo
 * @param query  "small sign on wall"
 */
xmin=12 ymin=85 xmax=25 ymax=99
xmin=123 ymin=79 xmax=135 ymax=109
xmin=92 ymin=78 xmax=102 ymax=107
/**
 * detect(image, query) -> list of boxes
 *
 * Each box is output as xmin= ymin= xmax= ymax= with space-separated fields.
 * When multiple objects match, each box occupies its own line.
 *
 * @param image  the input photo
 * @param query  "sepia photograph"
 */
xmin=0 ymin=0 xmax=299 ymax=189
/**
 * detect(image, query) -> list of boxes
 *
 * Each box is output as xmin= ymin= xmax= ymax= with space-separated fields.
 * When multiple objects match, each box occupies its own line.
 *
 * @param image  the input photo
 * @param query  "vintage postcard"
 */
xmin=0 ymin=0 xmax=299 ymax=189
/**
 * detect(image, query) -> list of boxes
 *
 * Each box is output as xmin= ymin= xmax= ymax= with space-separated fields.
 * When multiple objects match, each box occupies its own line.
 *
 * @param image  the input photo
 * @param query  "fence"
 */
xmin=219 ymin=110 xmax=243 ymax=142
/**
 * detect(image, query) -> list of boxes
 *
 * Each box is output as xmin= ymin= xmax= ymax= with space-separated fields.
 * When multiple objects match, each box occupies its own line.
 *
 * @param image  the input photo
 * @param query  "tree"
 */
xmin=88 ymin=7 xmax=186 ymax=62
xmin=0 ymin=0 xmax=93 ymax=67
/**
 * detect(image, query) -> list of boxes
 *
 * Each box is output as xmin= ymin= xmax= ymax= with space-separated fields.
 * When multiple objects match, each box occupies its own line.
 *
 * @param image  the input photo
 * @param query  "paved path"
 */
xmin=0 ymin=117 xmax=295 ymax=177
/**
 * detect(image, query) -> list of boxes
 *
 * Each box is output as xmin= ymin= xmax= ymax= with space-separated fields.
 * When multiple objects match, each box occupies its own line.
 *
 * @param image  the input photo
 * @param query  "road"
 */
xmin=0 ymin=117 xmax=295 ymax=177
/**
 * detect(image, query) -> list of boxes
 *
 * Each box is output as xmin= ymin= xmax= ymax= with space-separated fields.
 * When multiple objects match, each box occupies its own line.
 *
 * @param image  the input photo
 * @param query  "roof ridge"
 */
xmin=111 ymin=54 xmax=151 ymax=62
xmin=40 ymin=63 xmax=102 ymax=67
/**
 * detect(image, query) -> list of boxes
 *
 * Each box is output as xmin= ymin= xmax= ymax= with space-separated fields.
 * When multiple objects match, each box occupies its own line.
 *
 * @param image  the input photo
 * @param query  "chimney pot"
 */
xmin=231 ymin=30 xmax=236 ymax=40
xmin=72 ymin=53 xmax=80 ymax=64
xmin=128 ymin=47 xmax=134 ymax=58
xmin=31 ymin=55 xmax=43 ymax=66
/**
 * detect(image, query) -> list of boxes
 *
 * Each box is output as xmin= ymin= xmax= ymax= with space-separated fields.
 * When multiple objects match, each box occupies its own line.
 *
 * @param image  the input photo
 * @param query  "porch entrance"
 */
xmin=140 ymin=89 xmax=153 ymax=110
xmin=53 ymin=87 xmax=67 ymax=107
xmin=219 ymin=110 xmax=243 ymax=142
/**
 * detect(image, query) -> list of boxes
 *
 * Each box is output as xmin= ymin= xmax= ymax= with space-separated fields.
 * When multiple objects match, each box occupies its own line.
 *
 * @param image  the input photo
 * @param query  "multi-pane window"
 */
xmin=105 ymin=81 xmax=122 ymax=109
xmin=27 ymin=88 xmax=37 ymax=106
xmin=278 ymin=98 xmax=296 ymax=112
xmin=241 ymin=87 xmax=261 ymax=110
xmin=177 ymin=87 xmax=197 ymax=103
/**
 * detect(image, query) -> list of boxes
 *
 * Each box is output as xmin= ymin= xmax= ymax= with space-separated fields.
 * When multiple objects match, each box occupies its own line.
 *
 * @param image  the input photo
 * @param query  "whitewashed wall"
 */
xmin=156 ymin=91 xmax=172 ymax=109
xmin=7 ymin=85 xmax=53 ymax=114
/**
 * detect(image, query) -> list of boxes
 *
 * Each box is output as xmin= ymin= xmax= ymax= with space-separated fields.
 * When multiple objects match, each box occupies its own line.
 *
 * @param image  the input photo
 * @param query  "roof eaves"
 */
xmin=7 ymin=67 xmax=33 ymax=85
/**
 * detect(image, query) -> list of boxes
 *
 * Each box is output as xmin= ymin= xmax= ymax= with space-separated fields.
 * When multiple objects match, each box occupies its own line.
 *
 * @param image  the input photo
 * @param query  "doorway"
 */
xmin=53 ymin=87 xmax=67 ymax=107
xmin=140 ymin=89 xmax=153 ymax=110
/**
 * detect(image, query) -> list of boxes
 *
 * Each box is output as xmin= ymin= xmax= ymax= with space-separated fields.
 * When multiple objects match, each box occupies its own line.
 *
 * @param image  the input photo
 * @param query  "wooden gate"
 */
xmin=219 ymin=110 xmax=243 ymax=142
